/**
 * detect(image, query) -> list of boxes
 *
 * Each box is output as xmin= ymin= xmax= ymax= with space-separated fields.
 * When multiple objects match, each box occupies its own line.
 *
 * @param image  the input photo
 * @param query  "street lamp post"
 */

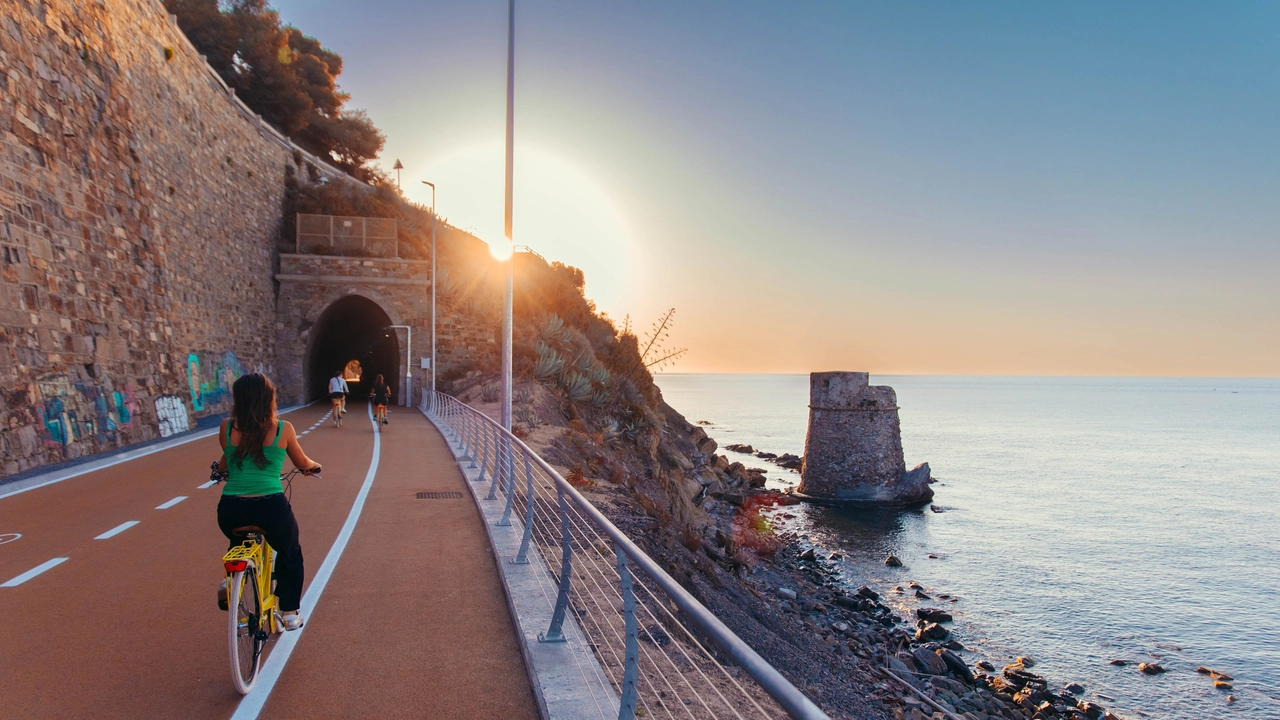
xmin=500 ymin=0 xmax=515 ymax=432
xmin=421 ymin=181 xmax=437 ymax=409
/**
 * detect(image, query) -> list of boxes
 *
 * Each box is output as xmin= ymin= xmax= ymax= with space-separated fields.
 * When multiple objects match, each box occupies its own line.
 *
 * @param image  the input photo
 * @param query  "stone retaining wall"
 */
xmin=0 ymin=0 xmax=340 ymax=477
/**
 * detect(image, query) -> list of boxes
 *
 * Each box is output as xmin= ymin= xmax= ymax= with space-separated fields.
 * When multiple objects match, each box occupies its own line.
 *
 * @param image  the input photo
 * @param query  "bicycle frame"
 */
xmin=224 ymin=535 xmax=279 ymax=634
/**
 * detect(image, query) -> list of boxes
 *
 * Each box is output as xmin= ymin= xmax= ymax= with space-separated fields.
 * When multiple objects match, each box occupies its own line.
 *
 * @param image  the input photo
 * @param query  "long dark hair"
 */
xmin=375 ymin=373 xmax=385 ymax=385
xmin=230 ymin=373 xmax=277 ymax=470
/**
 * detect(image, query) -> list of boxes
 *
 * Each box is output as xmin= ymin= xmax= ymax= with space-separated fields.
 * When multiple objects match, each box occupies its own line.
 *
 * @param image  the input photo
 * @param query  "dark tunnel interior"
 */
xmin=306 ymin=295 xmax=400 ymax=404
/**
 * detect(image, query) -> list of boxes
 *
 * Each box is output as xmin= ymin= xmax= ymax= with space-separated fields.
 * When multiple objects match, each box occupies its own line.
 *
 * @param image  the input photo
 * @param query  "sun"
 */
xmin=407 ymin=142 xmax=640 ymax=318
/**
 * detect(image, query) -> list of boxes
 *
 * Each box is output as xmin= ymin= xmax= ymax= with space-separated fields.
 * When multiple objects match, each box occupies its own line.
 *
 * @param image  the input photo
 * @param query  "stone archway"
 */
xmin=273 ymin=254 xmax=433 ymax=407
xmin=304 ymin=295 xmax=400 ymax=404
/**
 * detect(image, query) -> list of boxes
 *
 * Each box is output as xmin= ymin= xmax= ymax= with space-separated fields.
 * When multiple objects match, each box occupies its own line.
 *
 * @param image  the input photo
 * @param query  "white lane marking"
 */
xmin=0 ymin=403 xmax=313 ymax=502
xmin=94 ymin=521 xmax=140 ymax=540
xmin=232 ymin=404 xmax=382 ymax=720
xmin=300 ymin=431 xmax=309 ymax=436
xmin=155 ymin=496 xmax=187 ymax=510
xmin=1 ymin=557 xmax=69 ymax=587
xmin=197 ymin=480 xmax=217 ymax=489
xmin=0 ymin=533 xmax=21 ymax=545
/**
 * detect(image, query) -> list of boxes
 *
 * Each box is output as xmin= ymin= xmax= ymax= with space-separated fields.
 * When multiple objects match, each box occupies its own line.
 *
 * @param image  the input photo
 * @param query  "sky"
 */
xmin=269 ymin=0 xmax=1280 ymax=376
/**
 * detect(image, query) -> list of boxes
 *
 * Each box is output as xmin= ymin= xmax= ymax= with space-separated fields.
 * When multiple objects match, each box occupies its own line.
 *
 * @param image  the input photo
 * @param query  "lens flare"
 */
xmin=488 ymin=239 xmax=514 ymax=261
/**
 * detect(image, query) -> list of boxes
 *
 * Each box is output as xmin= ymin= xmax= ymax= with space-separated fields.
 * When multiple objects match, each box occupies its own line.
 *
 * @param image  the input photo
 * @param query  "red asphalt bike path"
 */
xmin=0 ymin=402 xmax=375 ymax=717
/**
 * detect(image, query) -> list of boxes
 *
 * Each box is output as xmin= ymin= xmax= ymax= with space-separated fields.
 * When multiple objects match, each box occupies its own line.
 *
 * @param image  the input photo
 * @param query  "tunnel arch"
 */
xmin=305 ymin=295 xmax=401 ymax=404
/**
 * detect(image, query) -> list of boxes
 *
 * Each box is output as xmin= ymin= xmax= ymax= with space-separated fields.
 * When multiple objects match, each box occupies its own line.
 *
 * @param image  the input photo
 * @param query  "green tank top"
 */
xmin=222 ymin=421 xmax=287 ymax=496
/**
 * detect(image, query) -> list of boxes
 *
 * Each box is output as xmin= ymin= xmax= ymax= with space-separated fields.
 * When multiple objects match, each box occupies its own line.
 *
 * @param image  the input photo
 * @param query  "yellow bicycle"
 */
xmin=210 ymin=463 xmax=318 ymax=694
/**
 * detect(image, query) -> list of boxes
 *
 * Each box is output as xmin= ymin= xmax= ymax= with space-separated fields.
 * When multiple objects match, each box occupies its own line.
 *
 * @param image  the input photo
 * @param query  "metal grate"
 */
xmin=416 ymin=491 xmax=463 ymax=499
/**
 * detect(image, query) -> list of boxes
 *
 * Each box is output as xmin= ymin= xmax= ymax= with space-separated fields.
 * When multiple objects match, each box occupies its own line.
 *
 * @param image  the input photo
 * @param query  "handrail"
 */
xmin=425 ymin=391 xmax=829 ymax=720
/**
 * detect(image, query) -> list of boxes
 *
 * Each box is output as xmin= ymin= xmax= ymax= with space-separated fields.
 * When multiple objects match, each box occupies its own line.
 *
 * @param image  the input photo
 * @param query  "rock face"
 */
xmin=795 ymin=372 xmax=933 ymax=506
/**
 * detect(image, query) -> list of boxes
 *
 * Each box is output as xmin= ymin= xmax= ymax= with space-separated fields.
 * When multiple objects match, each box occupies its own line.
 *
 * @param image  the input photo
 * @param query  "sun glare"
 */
xmin=408 ymin=142 xmax=640 ymax=318
xmin=488 ymin=238 xmax=514 ymax=261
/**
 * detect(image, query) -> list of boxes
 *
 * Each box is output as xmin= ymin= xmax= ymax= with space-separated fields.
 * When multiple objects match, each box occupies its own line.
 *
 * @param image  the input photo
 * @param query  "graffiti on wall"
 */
xmin=154 ymin=395 xmax=191 ymax=438
xmin=188 ymin=350 xmax=245 ymax=412
xmin=33 ymin=373 xmax=138 ymax=450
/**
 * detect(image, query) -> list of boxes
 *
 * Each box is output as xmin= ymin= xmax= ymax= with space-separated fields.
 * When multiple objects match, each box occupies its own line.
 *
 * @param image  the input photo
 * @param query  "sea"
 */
xmin=654 ymin=374 xmax=1280 ymax=720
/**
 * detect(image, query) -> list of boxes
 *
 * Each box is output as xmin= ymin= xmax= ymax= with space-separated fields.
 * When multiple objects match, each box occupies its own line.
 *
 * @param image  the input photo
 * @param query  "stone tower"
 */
xmin=795 ymin=372 xmax=932 ymax=506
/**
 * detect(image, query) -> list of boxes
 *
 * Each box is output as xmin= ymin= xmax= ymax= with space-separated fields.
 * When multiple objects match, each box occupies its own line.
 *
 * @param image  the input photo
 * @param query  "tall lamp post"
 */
xmin=421 ymin=180 xmax=437 ymax=409
xmin=500 ymin=0 xmax=515 ymax=432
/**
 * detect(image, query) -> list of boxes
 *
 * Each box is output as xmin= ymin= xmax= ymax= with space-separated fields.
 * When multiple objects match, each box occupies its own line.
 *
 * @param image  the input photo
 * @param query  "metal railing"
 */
xmin=296 ymin=213 xmax=398 ymax=257
xmin=423 ymin=391 xmax=828 ymax=720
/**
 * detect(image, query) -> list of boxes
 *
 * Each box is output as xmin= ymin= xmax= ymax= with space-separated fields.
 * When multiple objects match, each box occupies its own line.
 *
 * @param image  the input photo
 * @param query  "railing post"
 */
xmin=486 ymin=431 xmax=504 ymax=500
xmin=514 ymin=452 xmax=536 ymax=564
xmin=616 ymin=544 xmax=639 ymax=720
xmin=469 ymin=414 xmax=479 ymax=468
xmin=462 ymin=409 xmax=476 ymax=466
xmin=476 ymin=420 xmax=490 ymax=484
xmin=539 ymin=485 xmax=572 ymax=643
xmin=498 ymin=438 xmax=517 ymax=526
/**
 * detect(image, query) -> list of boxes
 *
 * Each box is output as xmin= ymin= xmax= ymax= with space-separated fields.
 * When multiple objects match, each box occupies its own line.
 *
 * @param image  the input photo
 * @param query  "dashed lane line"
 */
xmin=156 ymin=496 xmax=187 ymax=510
xmin=1 ymin=557 xmax=69 ymax=587
xmin=94 ymin=521 xmax=140 ymax=540
xmin=231 ymin=403 xmax=382 ymax=720
xmin=197 ymin=480 xmax=217 ymax=489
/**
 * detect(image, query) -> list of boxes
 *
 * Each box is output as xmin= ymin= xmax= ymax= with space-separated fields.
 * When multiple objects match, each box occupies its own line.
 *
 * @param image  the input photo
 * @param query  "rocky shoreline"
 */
xmin=455 ymin=379 xmax=1220 ymax=720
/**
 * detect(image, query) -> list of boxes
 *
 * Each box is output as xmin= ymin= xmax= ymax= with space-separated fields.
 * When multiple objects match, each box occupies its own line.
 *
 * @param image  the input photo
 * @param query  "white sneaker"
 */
xmin=282 ymin=612 xmax=305 ymax=631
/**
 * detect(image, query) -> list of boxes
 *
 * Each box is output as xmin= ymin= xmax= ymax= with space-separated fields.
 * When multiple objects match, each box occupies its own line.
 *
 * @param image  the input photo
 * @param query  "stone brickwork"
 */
xmin=796 ymin=372 xmax=932 ymax=506
xmin=273 ymin=253 xmax=497 ymax=406
xmin=0 ymin=0 xmax=349 ymax=478
xmin=274 ymin=254 xmax=431 ymax=405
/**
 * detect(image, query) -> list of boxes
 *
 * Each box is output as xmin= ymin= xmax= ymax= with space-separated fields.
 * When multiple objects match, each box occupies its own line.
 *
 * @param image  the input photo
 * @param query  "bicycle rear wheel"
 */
xmin=228 ymin=567 xmax=266 ymax=694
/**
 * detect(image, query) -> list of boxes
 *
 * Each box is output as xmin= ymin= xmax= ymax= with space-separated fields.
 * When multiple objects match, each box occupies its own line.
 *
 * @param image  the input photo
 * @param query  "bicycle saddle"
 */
xmin=232 ymin=525 xmax=266 ymax=536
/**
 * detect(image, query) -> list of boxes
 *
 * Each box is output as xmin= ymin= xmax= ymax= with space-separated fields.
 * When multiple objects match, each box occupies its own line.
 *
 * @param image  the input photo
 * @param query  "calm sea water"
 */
xmin=655 ymin=374 xmax=1280 ymax=720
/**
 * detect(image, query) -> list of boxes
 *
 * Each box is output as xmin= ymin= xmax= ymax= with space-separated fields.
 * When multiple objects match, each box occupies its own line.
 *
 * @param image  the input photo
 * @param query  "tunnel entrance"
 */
xmin=306 ymin=296 xmax=400 ymax=404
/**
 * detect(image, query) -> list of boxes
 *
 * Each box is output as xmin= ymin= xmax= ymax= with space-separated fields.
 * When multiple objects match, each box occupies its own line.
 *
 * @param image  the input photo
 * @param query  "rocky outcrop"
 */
xmin=794 ymin=372 xmax=933 ymax=506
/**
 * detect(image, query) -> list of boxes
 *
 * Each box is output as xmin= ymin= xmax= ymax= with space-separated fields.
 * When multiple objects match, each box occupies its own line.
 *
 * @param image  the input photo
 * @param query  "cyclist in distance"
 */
xmin=328 ymin=369 xmax=348 ymax=420
xmin=370 ymin=373 xmax=391 ymax=425
xmin=215 ymin=373 xmax=320 ymax=631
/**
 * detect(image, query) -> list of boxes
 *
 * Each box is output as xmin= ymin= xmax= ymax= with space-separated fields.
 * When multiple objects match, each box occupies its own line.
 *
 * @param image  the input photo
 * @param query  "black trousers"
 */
xmin=217 ymin=493 xmax=305 ymax=612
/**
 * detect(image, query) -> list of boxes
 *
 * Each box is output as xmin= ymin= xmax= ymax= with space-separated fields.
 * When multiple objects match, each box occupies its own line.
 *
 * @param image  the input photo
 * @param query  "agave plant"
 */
xmin=513 ymin=385 xmax=532 ymax=404
xmin=533 ymin=344 xmax=564 ymax=380
xmin=588 ymin=366 xmax=610 ymax=387
xmin=562 ymin=372 xmax=594 ymax=403
xmin=539 ymin=315 xmax=569 ymax=344
xmin=480 ymin=381 xmax=500 ymax=403
xmin=589 ymin=389 xmax=611 ymax=408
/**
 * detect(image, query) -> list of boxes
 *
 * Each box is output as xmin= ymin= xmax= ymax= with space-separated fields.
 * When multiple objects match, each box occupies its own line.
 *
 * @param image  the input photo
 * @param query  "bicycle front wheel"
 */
xmin=228 ymin=567 xmax=265 ymax=694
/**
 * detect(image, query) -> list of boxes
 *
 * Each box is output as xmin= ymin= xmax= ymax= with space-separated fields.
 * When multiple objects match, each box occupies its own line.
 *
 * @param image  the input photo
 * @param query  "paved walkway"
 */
xmin=0 ymin=401 xmax=537 ymax=719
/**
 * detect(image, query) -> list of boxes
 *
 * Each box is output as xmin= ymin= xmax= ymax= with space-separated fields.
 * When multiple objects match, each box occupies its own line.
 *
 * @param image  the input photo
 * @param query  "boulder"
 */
xmin=884 ymin=555 xmax=903 ymax=567
xmin=917 ymin=607 xmax=953 ymax=623
xmin=855 ymin=585 xmax=879 ymax=600
xmin=938 ymin=648 xmax=974 ymax=683
xmin=912 ymin=647 xmax=948 ymax=675
xmin=1062 ymin=683 xmax=1085 ymax=695
xmin=799 ymin=548 xmax=817 ymax=562
xmin=915 ymin=622 xmax=949 ymax=641
xmin=695 ymin=435 xmax=718 ymax=454
xmin=1138 ymin=663 xmax=1165 ymax=675
xmin=725 ymin=443 xmax=754 ymax=454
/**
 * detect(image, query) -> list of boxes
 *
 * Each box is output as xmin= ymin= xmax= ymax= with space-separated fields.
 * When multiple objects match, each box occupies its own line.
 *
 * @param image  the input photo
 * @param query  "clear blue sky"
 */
xmin=270 ymin=0 xmax=1280 ymax=375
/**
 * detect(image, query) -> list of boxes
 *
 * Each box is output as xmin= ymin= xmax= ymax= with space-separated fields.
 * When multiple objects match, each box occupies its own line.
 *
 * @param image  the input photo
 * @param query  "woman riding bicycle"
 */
xmin=215 ymin=373 xmax=320 ymax=631
xmin=369 ymin=373 xmax=391 ymax=425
